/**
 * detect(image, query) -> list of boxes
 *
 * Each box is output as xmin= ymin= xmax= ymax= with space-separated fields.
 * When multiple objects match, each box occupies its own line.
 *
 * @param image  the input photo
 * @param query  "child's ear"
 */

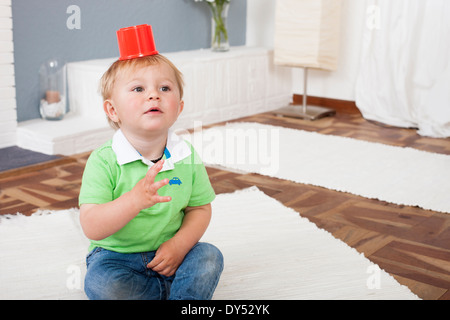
xmin=104 ymin=99 xmax=119 ymax=123
xmin=178 ymin=100 xmax=184 ymax=116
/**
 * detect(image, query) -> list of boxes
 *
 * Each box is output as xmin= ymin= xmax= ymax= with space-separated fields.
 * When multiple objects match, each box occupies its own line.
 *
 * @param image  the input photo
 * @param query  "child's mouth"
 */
xmin=146 ymin=107 xmax=162 ymax=114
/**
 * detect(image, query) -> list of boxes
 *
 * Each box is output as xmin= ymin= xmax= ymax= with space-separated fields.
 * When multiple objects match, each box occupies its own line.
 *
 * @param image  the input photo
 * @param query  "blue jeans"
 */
xmin=84 ymin=242 xmax=223 ymax=300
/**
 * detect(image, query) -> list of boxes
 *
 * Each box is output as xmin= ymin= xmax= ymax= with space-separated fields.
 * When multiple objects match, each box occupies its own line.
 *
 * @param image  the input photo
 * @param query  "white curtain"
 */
xmin=355 ymin=0 xmax=450 ymax=138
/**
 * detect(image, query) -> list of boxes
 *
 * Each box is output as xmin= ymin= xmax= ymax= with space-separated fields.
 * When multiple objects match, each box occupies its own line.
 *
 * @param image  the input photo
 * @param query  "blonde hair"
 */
xmin=99 ymin=54 xmax=184 ymax=130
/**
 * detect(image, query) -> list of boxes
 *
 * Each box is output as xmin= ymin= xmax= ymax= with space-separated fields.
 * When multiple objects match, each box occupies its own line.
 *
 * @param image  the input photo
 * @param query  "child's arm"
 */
xmin=147 ymin=203 xmax=212 ymax=276
xmin=80 ymin=160 xmax=171 ymax=241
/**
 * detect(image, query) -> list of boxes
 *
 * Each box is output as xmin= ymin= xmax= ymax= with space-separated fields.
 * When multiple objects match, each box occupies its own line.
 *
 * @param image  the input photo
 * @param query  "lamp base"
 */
xmin=273 ymin=105 xmax=336 ymax=121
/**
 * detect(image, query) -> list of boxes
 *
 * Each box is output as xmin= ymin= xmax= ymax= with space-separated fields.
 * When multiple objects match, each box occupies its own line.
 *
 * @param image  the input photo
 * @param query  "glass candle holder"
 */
xmin=39 ymin=59 xmax=66 ymax=120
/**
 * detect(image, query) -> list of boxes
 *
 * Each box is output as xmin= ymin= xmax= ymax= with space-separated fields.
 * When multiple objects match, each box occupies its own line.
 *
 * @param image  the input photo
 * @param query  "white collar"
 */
xmin=111 ymin=129 xmax=191 ymax=172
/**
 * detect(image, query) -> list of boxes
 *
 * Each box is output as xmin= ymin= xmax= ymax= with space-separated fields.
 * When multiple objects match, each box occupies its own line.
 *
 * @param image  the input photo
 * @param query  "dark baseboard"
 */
xmin=292 ymin=94 xmax=361 ymax=115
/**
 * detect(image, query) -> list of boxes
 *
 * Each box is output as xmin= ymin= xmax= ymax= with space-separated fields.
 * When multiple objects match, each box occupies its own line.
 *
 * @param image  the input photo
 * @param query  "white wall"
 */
xmin=0 ymin=0 xmax=16 ymax=148
xmin=247 ymin=0 xmax=366 ymax=101
xmin=246 ymin=0 xmax=276 ymax=48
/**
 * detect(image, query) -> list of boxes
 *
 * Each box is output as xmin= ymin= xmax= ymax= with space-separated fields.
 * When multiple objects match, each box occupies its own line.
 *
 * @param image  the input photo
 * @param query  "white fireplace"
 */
xmin=0 ymin=0 xmax=17 ymax=149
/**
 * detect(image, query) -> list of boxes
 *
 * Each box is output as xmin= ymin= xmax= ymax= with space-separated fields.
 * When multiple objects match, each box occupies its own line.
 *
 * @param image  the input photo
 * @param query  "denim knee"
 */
xmin=197 ymin=242 xmax=224 ymax=276
xmin=168 ymin=242 xmax=224 ymax=300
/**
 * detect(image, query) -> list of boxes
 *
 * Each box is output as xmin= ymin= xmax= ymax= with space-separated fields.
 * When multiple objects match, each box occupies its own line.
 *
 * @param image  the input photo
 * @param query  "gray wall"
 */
xmin=12 ymin=0 xmax=247 ymax=122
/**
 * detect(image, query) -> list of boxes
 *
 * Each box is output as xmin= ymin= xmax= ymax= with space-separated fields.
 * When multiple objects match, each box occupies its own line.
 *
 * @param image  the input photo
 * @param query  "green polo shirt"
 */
xmin=78 ymin=130 xmax=216 ymax=253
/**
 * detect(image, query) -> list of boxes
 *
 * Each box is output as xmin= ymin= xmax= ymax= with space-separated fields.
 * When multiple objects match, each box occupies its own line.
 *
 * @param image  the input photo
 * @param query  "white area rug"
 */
xmin=0 ymin=208 xmax=89 ymax=300
xmin=0 ymin=188 xmax=418 ymax=300
xmin=183 ymin=122 xmax=450 ymax=214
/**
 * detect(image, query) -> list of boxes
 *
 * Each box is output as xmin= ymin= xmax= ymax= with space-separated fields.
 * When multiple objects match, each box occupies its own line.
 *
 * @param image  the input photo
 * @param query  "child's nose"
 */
xmin=148 ymin=90 xmax=160 ymax=100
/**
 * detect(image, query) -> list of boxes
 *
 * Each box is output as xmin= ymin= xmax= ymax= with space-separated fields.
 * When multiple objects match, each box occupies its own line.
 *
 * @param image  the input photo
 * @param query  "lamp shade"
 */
xmin=274 ymin=0 xmax=342 ymax=71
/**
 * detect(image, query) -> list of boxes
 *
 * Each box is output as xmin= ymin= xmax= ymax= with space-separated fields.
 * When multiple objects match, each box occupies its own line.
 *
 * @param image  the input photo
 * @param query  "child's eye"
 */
xmin=160 ymin=86 xmax=170 ymax=92
xmin=132 ymin=86 xmax=144 ymax=92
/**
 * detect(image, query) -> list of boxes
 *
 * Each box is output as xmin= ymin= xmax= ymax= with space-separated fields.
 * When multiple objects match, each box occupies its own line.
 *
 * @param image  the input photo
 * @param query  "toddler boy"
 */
xmin=78 ymin=25 xmax=223 ymax=300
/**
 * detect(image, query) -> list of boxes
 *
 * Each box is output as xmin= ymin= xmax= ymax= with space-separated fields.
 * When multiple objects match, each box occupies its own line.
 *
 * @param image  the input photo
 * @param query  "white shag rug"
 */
xmin=182 ymin=122 xmax=450 ymax=214
xmin=0 ymin=187 xmax=418 ymax=300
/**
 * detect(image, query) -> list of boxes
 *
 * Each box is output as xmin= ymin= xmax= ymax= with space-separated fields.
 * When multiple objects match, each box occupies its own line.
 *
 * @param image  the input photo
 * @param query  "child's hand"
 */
xmin=131 ymin=160 xmax=171 ymax=211
xmin=147 ymin=237 xmax=187 ymax=277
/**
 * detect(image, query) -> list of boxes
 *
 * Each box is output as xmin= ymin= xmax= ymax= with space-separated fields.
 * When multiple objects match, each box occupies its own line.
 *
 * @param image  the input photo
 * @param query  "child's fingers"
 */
xmin=143 ymin=160 xmax=165 ymax=191
xmin=143 ymin=160 xmax=171 ymax=203
xmin=152 ymin=180 xmax=172 ymax=203
xmin=147 ymin=176 xmax=168 ymax=191
xmin=154 ymin=195 xmax=172 ymax=203
xmin=147 ymin=250 xmax=163 ymax=270
xmin=147 ymin=159 xmax=164 ymax=178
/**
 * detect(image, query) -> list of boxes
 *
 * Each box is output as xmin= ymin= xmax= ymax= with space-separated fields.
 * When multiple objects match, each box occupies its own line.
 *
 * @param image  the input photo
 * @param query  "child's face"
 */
xmin=104 ymin=62 xmax=184 ymax=136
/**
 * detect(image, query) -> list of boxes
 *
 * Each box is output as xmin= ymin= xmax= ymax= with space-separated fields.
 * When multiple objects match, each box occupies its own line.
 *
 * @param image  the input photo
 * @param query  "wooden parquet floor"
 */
xmin=1 ymin=105 xmax=450 ymax=300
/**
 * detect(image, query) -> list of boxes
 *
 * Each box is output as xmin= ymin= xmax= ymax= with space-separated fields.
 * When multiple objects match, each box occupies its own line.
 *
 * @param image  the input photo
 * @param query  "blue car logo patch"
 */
xmin=169 ymin=177 xmax=182 ymax=185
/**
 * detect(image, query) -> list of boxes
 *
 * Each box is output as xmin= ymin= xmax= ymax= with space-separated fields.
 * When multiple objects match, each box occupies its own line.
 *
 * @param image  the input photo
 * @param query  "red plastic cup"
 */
xmin=116 ymin=24 xmax=159 ymax=60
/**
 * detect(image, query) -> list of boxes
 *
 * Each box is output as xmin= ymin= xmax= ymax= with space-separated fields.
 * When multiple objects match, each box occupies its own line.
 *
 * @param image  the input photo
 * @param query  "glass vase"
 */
xmin=209 ymin=1 xmax=230 ymax=52
xmin=39 ymin=59 xmax=66 ymax=120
